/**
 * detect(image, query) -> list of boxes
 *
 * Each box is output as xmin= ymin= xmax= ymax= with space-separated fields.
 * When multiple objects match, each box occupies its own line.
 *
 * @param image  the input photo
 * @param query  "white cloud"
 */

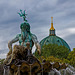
xmin=57 ymin=28 xmax=75 ymax=38
xmin=67 ymin=28 xmax=75 ymax=34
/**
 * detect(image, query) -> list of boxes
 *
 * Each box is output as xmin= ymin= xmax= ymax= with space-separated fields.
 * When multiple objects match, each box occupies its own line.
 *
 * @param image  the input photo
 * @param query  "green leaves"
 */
xmin=0 ymin=59 xmax=5 ymax=64
xmin=34 ymin=44 xmax=75 ymax=68
xmin=34 ymin=44 xmax=69 ymax=59
xmin=67 ymin=48 xmax=75 ymax=67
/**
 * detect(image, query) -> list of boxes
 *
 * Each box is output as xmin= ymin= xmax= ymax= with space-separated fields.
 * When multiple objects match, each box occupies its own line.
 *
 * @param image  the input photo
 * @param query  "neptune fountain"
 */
xmin=3 ymin=10 xmax=75 ymax=75
xmin=4 ymin=10 xmax=41 ymax=75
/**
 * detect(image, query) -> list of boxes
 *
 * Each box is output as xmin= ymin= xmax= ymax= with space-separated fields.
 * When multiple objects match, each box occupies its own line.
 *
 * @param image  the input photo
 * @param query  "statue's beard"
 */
xmin=21 ymin=31 xmax=27 ymax=41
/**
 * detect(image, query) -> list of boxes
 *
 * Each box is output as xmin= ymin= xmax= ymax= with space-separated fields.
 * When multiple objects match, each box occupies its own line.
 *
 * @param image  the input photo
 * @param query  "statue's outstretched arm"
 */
xmin=8 ymin=35 xmax=19 ymax=54
xmin=32 ymin=34 xmax=41 ymax=55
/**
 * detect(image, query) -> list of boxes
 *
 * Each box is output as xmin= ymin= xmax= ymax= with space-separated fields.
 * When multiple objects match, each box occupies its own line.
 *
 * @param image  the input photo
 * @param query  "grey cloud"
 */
xmin=0 ymin=0 xmax=75 ymax=58
xmin=0 ymin=53 xmax=7 ymax=58
xmin=64 ymin=34 xmax=75 ymax=50
xmin=0 ymin=49 xmax=8 ymax=54
xmin=28 ymin=0 xmax=75 ymax=30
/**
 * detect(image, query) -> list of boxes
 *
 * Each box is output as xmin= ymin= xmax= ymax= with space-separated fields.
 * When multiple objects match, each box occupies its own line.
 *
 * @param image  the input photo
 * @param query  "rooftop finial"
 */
xmin=51 ymin=17 xmax=53 ymax=23
xmin=50 ymin=17 xmax=54 ymax=30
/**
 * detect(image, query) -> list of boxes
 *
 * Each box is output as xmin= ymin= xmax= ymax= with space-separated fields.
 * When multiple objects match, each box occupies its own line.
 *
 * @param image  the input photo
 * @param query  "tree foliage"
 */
xmin=34 ymin=44 xmax=70 ymax=59
xmin=0 ymin=59 xmax=5 ymax=64
xmin=67 ymin=48 xmax=75 ymax=67
xmin=34 ymin=46 xmax=75 ymax=68
xmin=38 ymin=56 xmax=63 ymax=63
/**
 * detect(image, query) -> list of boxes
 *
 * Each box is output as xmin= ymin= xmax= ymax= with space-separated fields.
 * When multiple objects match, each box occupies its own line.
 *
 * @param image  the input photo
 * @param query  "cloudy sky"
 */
xmin=0 ymin=0 xmax=75 ymax=58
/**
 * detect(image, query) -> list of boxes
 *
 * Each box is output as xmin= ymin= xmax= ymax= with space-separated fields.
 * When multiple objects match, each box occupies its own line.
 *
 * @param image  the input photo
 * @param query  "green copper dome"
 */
xmin=40 ymin=17 xmax=71 ymax=51
xmin=40 ymin=35 xmax=71 ymax=51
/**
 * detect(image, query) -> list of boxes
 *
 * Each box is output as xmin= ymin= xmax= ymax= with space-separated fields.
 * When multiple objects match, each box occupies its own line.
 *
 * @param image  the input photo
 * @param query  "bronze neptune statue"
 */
xmin=4 ymin=10 xmax=41 ymax=75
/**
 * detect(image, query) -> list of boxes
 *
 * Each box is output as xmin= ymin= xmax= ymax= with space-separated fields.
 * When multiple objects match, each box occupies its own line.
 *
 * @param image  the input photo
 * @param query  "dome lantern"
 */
xmin=49 ymin=17 xmax=56 ymax=36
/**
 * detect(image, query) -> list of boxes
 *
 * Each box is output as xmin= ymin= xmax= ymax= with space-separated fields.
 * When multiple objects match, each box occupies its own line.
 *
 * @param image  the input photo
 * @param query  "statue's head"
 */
xmin=20 ymin=21 xmax=30 ymax=32
xmin=20 ymin=22 xmax=30 ymax=40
